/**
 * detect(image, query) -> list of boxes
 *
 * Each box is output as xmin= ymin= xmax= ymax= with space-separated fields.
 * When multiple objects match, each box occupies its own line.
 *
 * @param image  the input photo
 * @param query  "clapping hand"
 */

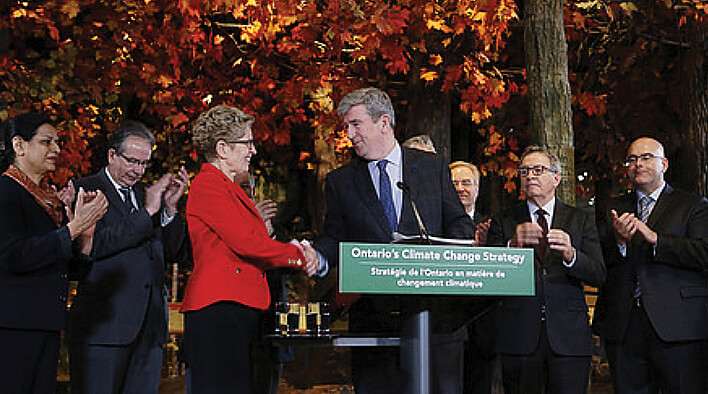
xmin=255 ymin=200 xmax=277 ymax=237
xmin=54 ymin=180 xmax=76 ymax=209
xmin=145 ymin=173 xmax=173 ymax=216
xmin=475 ymin=218 xmax=491 ymax=246
xmin=509 ymin=222 xmax=545 ymax=248
xmin=163 ymin=166 xmax=189 ymax=216
xmin=547 ymin=229 xmax=575 ymax=262
xmin=68 ymin=187 xmax=109 ymax=253
xmin=611 ymin=210 xmax=637 ymax=245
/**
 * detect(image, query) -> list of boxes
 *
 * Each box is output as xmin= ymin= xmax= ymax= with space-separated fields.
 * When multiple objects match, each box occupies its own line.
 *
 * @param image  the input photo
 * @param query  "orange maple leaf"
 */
xmin=420 ymin=70 xmax=439 ymax=81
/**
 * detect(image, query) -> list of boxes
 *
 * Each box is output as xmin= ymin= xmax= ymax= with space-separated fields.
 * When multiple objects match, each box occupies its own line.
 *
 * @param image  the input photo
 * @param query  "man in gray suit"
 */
xmin=593 ymin=137 xmax=708 ymax=393
xmin=315 ymin=87 xmax=475 ymax=393
xmin=69 ymin=121 xmax=188 ymax=393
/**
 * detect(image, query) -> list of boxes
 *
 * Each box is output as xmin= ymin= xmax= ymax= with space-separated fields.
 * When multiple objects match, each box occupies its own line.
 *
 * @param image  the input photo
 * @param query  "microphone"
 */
xmin=397 ymin=181 xmax=431 ymax=244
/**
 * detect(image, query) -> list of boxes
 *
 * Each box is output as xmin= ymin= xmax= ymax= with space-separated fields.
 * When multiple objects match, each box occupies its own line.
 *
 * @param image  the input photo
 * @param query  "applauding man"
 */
xmin=487 ymin=145 xmax=604 ymax=394
xmin=69 ymin=121 xmax=188 ymax=393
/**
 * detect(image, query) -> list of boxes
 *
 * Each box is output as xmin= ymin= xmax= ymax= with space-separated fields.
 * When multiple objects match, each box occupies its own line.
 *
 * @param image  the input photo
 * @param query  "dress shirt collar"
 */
xmin=636 ymin=181 xmax=665 ymax=202
xmin=527 ymin=197 xmax=556 ymax=225
xmin=104 ymin=167 xmax=128 ymax=197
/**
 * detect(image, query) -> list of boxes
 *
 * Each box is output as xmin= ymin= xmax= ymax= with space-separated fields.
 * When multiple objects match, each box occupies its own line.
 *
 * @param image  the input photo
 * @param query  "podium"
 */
xmin=338 ymin=241 xmax=534 ymax=393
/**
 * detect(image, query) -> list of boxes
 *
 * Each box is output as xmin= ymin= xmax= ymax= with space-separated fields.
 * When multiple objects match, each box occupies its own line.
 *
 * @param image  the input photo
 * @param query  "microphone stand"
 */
xmin=397 ymin=181 xmax=431 ymax=245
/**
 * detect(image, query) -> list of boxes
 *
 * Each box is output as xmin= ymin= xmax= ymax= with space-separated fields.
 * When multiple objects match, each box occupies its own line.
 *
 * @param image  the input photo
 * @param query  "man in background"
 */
xmin=449 ymin=160 xmax=498 ymax=394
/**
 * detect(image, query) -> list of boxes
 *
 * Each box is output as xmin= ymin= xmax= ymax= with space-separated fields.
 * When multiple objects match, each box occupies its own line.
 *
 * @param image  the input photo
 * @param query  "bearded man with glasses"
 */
xmin=593 ymin=137 xmax=708 ymax=394
xmin=487 ymin=145 xmax=605 ymax=394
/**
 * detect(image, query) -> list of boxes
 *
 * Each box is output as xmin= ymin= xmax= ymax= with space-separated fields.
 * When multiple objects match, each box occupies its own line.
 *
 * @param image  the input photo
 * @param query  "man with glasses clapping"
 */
xmin=68 ymin=120 xmax=189 ymax=393
xmin=487 ymin=145 xmax=605 ymax=394
xmin=593 ymin=137 xmax=708 ymax=394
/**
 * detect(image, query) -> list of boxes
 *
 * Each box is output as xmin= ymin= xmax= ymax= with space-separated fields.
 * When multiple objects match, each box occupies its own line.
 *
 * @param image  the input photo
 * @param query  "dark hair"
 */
xmin=0 ymin=112 xmax=54 ymax=173
xmin=106 ymin=120 xmax=156 ymax=155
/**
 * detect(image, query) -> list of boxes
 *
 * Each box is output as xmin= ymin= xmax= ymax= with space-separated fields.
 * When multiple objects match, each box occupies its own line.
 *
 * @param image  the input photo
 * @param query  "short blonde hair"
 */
xmin=192 ymin=105 xmax=254 ymax=161
xmin=449 ymin=161 xmax=480 ymax=183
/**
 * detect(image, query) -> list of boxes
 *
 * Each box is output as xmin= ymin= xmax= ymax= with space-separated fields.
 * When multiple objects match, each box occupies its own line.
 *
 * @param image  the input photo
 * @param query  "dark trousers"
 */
xmin=70 ymin=287 xmax=165 ymax=394
xmin=605 ymin=301 xmax=708 ymax=394
xmin=501 ymin=324 xmax=590 ymax=394
xmin=183 ymin=301 xmax=260 ymax=394
xmin=0 ymin=328 xmax=60 ymax=394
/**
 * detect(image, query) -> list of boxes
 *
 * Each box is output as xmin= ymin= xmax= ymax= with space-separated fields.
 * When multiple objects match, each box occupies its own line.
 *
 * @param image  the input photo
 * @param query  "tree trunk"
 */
xmin=406 ymin=62 xmax=452 ymax=161
xmin=680 ymin=25 xmax=708 ymax=197
xmin=524 ymin=0 xmax=575 ymax=204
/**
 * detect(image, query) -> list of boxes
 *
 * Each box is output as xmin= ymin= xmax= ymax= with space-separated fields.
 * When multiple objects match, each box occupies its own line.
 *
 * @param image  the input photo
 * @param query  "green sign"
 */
xmin=339 ymin=243 xmax=535 ymax=296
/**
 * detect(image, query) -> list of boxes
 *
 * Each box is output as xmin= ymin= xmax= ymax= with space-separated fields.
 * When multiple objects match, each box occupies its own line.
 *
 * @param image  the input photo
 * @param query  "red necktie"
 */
xmin=536 ymin=208 xmax=549 ymax=256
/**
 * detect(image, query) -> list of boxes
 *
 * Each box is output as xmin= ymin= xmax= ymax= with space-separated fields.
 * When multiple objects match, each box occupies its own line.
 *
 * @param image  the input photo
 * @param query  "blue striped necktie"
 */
xmin=377 ymin=159 xmax=397 ymax=233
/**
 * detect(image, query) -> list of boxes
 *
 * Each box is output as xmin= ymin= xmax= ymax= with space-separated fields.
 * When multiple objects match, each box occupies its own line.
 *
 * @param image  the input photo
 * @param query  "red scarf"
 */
xmin=3 ymin=165 xmax=64 ymax=227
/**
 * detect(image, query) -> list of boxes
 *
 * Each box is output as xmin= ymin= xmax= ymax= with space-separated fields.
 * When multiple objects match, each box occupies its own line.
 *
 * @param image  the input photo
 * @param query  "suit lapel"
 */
xmin=351 ymin=159 xmax=392 ymax=235
xmin=98 ymin=170 xmax=132 ymax=215
xmin=645 ymin=184 xmax=673 ymax=229
xmin=551 ymin=200 xmax=569 ymax=231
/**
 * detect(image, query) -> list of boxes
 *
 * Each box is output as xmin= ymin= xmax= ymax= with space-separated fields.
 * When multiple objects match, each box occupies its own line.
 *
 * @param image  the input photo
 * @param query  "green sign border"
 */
xmin=339 ymin=242 xmax=535 ymax=296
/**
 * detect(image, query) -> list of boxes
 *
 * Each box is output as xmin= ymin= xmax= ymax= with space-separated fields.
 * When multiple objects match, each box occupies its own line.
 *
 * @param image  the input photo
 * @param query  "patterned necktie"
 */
xmin=634 ymin=195 xmax=654 ymax=298
xmin=119 ymin=187 xmax=135 ymax=213
xmin=377 ymin=160 xmax=397 ymax=233
xmin=536 ymin=208 xmax=549 ymax=256
xmin=638 ymin=195 xmax=654 ymax=223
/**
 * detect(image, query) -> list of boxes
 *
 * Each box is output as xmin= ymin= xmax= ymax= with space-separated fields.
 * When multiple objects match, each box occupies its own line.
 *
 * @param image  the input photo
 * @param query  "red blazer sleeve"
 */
xmin=181 ymin=164 xmax=306 ymax=312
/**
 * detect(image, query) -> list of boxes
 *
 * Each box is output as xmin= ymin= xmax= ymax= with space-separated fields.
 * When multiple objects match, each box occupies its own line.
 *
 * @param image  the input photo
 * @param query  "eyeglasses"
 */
xmin=452 ymin=180 xmax=477 ymax=187
xmin=624 ymin=153 xmax=663 ymax=167
xmin=119 ymin=152 xmax=150 ymax=167
xmin=224 ymin=139 xmax=255 ymax=150
xmin=518 ymin=165 xmax=557 ymax=177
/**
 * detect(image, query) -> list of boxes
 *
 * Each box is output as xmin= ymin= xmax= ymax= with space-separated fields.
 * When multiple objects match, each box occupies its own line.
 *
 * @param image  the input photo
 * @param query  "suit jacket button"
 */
xmin=61 ymin=273 xmax=68 ymax=279
xmin=236 ymin=268 xmax=242 ymax=274
xmin=59 ymin=296 xmax=67 ymax=302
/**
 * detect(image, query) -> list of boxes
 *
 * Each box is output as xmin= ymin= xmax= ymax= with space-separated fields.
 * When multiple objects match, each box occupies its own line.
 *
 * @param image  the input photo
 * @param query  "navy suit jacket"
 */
xmin=0 ymin=175 xmax=90 ymax=331
xmin=487 ymin=199 xmax=605 ymax=356
xmin=314 ymin=148 xmax=476 ymax=333
xmin=315 ymin=147 xmax=475 ymax=266
xmin=593 ymin=184 xmax=708 ymax=342
xmin=69 ymin=169 xmax=184 ymax=345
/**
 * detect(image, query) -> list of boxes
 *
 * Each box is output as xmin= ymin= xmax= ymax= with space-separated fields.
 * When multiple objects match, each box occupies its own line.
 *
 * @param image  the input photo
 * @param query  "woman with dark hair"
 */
xmin=181 ymin=105 xmax=319 ymax=393
xmin=0 ymin=112 xmax=108 ymax=393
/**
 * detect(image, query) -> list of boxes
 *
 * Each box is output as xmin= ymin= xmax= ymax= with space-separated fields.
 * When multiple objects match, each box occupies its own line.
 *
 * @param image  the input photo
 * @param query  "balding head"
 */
xmin=626 ymin=137 xmax=668 ymax=194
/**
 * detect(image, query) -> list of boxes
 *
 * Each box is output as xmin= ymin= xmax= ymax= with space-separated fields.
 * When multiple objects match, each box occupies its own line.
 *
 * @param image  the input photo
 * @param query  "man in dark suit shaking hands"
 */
xmin=487 ymin=145 xmax=605 ymax=394
xmin=593 ymin=137 xmax=708 ymax=394
xmin=314 ymin=87 xmax=475 ymax=393
xmin=69 ymin=121 xmax=188 ymax=393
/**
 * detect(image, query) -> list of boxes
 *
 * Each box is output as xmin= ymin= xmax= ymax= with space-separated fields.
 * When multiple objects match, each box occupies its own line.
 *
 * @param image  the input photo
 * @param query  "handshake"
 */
xmin=291 ymin=239 xmax=321 ymax=278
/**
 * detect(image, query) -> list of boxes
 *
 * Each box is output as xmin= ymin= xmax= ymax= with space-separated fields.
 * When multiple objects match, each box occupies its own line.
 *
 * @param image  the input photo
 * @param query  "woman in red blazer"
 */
xmin=181 ymin=105 xmax=317 ymax=393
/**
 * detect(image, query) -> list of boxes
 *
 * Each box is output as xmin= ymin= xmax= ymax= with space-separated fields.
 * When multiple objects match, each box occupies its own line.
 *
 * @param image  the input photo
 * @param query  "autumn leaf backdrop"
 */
xmin=2 ymin=0 xmax=708 ymax=210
